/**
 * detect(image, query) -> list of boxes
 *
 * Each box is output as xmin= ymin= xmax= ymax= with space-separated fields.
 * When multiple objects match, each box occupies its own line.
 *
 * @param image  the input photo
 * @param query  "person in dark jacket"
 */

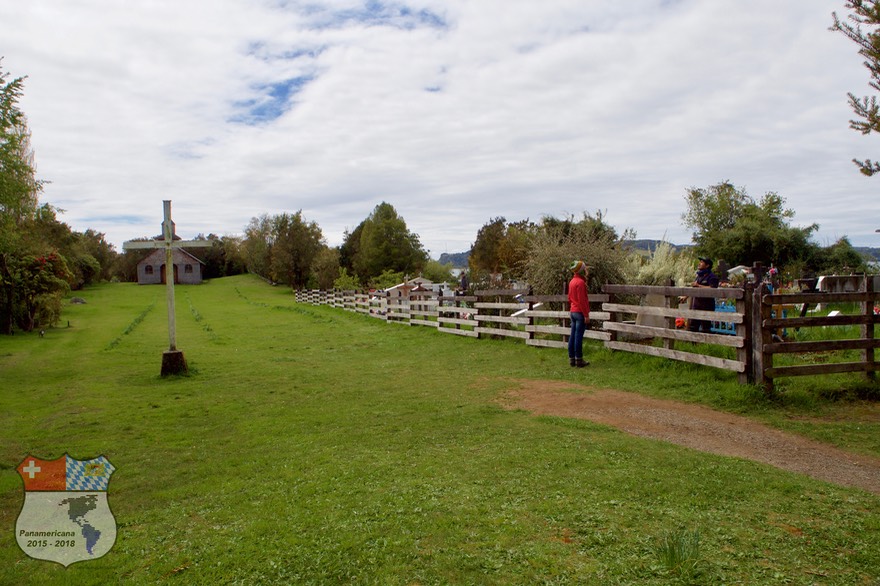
xmin=687 ymin=257 xmax=719 ymax=333
xmin=567 ymin=260 xmax=590 ymax=367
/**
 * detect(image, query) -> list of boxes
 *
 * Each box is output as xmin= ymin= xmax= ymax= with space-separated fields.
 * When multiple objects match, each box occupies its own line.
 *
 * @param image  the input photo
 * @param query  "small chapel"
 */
xmin=136 ymin=248 xmax=205 ymax=285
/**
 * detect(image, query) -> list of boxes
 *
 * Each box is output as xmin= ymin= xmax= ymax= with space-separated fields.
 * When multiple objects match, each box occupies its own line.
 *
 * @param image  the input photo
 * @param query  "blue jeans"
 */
xmin=568 ymin=312 xmax=587 ymax=359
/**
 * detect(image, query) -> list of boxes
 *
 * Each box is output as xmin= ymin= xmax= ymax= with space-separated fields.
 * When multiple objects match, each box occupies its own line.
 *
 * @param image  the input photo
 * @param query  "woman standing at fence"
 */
xmin=567 ymin=260 xmax=590 ymax=367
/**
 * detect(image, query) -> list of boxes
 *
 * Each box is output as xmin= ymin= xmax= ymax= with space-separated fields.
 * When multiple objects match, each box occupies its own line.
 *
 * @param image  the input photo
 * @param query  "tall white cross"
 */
xmin=123 ymin=201 xmax=211 ymax=353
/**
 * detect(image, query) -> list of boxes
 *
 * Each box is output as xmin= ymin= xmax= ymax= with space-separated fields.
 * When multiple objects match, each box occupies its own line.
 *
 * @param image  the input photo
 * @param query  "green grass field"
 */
xmin=1 ymin=275 xmax=878 ymax=585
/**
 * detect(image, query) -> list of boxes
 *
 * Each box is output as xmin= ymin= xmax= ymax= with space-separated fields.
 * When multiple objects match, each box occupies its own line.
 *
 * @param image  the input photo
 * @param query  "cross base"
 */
xmin=161 ymin=350 xmax=188 ymax=377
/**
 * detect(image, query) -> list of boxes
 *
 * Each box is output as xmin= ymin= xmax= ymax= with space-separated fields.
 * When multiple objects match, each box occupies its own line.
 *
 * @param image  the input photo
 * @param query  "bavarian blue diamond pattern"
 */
xmin=66 ymin=456 xmax=115 ymax=491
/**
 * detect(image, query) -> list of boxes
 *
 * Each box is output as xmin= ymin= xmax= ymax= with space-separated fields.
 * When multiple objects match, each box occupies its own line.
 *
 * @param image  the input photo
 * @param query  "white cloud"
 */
xmin=2 ymin=0 xmax=878 ymax=259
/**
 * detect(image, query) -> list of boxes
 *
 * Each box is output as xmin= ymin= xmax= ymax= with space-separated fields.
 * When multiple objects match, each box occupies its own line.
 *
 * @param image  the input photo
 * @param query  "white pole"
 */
xmin=163 ymin=200 xmax=177 ymax=351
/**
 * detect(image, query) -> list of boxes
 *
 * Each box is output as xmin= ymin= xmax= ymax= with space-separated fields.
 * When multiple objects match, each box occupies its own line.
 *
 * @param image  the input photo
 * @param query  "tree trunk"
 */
xmin=0 ymin=254 xmax=15 ymax=335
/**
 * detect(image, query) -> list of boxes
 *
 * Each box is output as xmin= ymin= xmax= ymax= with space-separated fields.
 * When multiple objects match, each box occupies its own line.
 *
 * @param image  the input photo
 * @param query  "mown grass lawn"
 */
xmin=1 ymin=274 xmax=878 ymax=585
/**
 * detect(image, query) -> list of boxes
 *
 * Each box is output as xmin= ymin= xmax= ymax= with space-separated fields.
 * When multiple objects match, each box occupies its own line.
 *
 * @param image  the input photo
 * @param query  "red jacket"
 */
xmin=568 ymin=274 xmax=590 ymax=315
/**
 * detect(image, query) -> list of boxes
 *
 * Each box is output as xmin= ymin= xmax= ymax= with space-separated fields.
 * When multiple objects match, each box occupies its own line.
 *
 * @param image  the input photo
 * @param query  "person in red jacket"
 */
xmin=567 ymin=260 xmax=590 ymax=367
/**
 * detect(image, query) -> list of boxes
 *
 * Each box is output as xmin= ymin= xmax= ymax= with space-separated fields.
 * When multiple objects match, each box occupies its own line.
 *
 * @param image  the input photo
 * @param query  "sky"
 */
xmin=2 ymin=0 xmax=879 ymax=259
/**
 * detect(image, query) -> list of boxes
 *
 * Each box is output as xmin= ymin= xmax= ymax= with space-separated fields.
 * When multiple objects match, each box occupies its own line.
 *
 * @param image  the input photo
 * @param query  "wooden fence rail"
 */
xmin=602 ymin=283 xmax=749 ymax=382
xmin=295 ymin=288 xmax=608 ymax=349
xmin=296 ymin=275 xmax=880 ymax=391
xmin=751 ymin=277 xmax=877 ymax=391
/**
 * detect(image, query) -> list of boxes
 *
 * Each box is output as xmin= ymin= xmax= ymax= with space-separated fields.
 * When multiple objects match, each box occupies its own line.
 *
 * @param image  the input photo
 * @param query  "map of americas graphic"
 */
xmin=60 ymin=494 xmax=102 ymax=554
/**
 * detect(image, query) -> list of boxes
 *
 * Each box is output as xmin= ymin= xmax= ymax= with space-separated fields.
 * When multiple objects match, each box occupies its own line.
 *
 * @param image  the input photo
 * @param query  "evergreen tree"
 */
xmin=351 ymin=202 xmax=427 ymax=284
xmin=832 ymin=1 xmax=880 ymax=175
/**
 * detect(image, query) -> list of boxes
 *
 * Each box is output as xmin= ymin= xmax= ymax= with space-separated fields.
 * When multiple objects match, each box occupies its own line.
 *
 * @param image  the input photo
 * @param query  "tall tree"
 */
xmin=242 ymin=212 xmax=324 ymax=287
xmin=469 ymin=217 xmax=507 ymax=276
xmin=339 ymin=223 xmax=364 ymax=274
xmin=832 ymin=1 xmax=880 ymax=175
xmin=352 ymin=202 xmax=427 ymax=284
xmin=0 ymin=62 xmax=41 ymax=333
xmin=310 ymin=246 xmax=341 ymax=290
xmin=243 ymin=214 xmax=273 ymax=280
xmin=469 ymin=217 xmax=538 ymax=282
xmin=269 ymin=211 xmax=324 ymax=288
xmin=198 ymin=234 xmax=245 ymax=279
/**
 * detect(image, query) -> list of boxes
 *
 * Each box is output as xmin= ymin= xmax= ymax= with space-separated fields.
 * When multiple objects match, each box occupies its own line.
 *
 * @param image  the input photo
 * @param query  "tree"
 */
xmin=24 ymin=203 xmax=115 ymax=289
xmin=351 ymin=202 xmax=427 ymax=284
xmin=832 ymin=1 xmax=880 ymax=175
xmin=469 ymin=217 xmax=506 ymax=276
xmin=243 ymin=214 xmax=273 ymax=280
xmin=198 ymin=234 xmax=245 ymax=279
xmin=1 ymin=60 xmax=122 ymax=330
xmin=78 ymin=229 xmax=118 ymax=282
xmin=0 ymin=61 xmax=38 ymax=229
xmin=497 ymin=219 xmax=537 ymax=281
xmin=16 ymin=252 xmax=72 ymax=331
xmin=469 ymin=217 xmax=538 ymax=283
xmin=421 ymin=259 xmax=454 ymax=284
xmin=370 ymin=269 xmax=406 ymax=290
xmin=682 ymin=181 xmax=818 ymax=271
xmin=811 ymin=236 xmax=872 ymax=275
xmin=333 ymin=267 xmax=361 ymax=291
xmin=242 ymin=212 xmax=324 ymax=287
xmin=268 ymin=212 xmax=324 ymax=288
xmin=114 ymin=240 xmax=152 ymax=282
xmin=311 ymin=246 xmax=341 ymax=290
xmin=0 ymin=62 xmax=42 ymax=333
xmin=339 ymin=223 xmax=364 ymax=274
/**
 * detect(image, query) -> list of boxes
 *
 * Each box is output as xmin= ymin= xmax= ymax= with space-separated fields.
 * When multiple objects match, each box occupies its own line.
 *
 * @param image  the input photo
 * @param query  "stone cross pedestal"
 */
xmin=123 ymin=200 xmax=211 ymax=376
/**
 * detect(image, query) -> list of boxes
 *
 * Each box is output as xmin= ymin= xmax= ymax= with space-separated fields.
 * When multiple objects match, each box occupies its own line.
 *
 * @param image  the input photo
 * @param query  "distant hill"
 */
xmin=623 ymin=239 xmax=691 ymax=252
xmin=438 ymin=251 xmax=470 ymax=267
xmin=855 ymin=247 xmax=880 ymax=262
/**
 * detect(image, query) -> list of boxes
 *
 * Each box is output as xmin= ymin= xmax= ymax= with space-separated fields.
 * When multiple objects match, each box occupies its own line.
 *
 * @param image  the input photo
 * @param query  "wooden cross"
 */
xmin=123 ymin=200 xmax=211 ymax=374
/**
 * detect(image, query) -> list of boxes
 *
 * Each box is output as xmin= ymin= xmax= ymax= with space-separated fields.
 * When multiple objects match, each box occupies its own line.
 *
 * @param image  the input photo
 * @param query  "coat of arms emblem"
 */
xmin=15 ymin=454 xmax=117 ymax=567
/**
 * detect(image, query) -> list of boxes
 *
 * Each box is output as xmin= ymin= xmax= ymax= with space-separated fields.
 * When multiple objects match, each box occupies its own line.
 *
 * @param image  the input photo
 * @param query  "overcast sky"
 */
xmin=2 ymin=0 xmax=879 ymax=258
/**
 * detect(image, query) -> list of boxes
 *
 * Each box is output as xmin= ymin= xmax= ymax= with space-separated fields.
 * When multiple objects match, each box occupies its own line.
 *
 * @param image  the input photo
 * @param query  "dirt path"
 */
xmin=502 ymin=380 xmax=880 ymax=495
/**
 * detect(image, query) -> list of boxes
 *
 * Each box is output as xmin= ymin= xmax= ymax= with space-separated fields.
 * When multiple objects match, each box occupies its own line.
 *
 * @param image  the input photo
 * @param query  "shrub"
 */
xmin=521 ymin=212 xmax=631 ymax=295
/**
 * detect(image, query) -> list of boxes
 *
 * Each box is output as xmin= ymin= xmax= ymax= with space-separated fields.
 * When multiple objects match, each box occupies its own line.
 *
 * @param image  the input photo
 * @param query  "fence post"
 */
xmin=865 ymin=275 xmax=876 ymax=382
xmin=605 ymin=290 xmax=618 ymax=347
xmin=759 ymin=282 xmax=774 ymax=393
xmin=740 ymin=283 xmax=752 ymax=385
xmin=527 ymin=299 xmax=536 ymax=342
xmin=663 ymin=278 xmax=676 ymax=351
xmin=749 ymin=281 xmax=771 ymax=391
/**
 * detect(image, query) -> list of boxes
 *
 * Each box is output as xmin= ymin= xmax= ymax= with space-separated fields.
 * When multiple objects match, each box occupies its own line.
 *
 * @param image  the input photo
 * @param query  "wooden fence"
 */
xmin=295 ymin=288 xmax=610 ymax=349
xmin=602 ymin=284 xmax=749 ymax=382
xmin=751 ymin=277 xmax=878 ymax=391
xmin=295 ymin=276 xmax=880 ymax=391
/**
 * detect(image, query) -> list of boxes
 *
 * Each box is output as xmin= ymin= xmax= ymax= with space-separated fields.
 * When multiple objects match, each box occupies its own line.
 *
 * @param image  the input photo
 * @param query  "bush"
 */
xmin=521 ymin=213 xmax=631 ymax=295
xmin=625 ymin=241 xmax=695 ymax=286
